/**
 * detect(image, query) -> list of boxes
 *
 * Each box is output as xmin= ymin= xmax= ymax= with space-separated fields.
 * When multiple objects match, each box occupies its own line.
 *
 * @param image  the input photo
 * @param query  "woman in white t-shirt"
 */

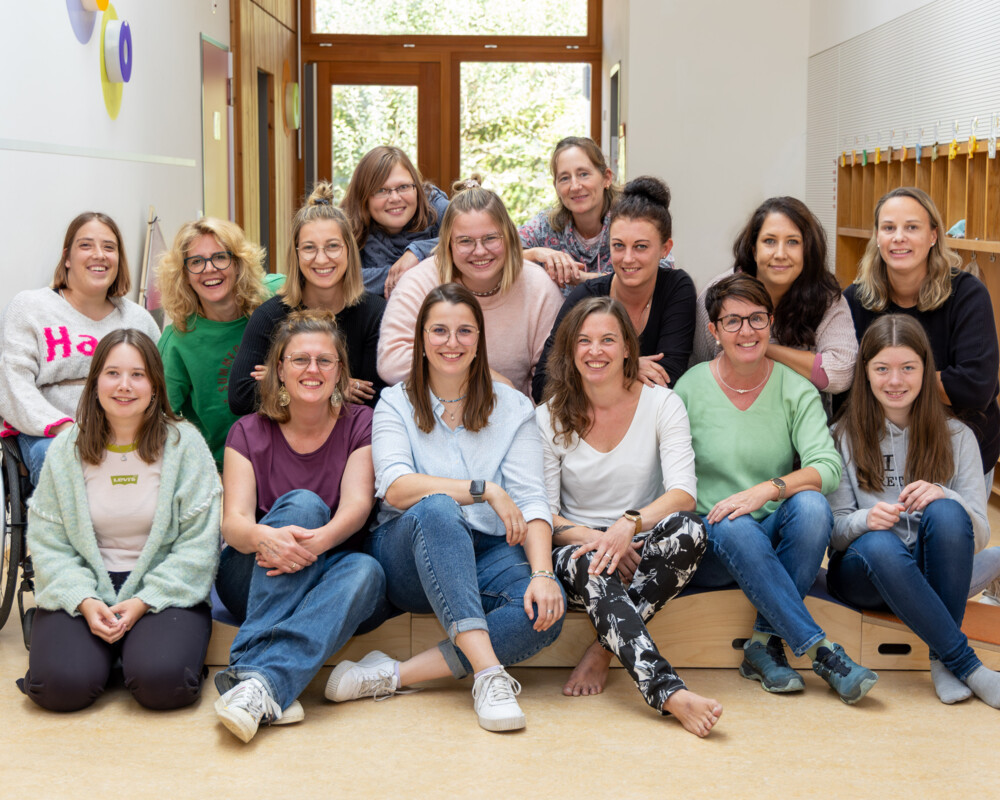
xmin=535 ymin=296 xmax=721 ymax=737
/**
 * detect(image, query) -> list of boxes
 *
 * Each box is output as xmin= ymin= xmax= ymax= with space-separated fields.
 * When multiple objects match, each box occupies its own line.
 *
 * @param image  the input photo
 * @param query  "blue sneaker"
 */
xmin=739 ymin=636 xmax=805 ymax=693
xmin=812 ymin=643 xmax=878 ymax=704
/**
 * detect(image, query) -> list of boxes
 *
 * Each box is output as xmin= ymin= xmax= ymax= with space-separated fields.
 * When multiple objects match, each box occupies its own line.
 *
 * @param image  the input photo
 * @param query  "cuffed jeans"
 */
xmin=214 ymin=490 xmax=393 ymax=710
xmin=827 ymin=498 xmax=982 ymax=680
xmin=366 ymin=493 xmax=564 ymax=679
xmin=690 ymin=490 xmax=832 ymax=656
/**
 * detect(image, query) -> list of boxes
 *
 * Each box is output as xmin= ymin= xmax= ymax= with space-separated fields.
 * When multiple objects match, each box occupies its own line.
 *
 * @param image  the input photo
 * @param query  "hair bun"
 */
xmin=451 ymin=173 xmax=485 ymax=194
xmin=623 ymin=176 xmax=670 ymax=209
xmin=307 ymin=181 xmax=336 ymax=207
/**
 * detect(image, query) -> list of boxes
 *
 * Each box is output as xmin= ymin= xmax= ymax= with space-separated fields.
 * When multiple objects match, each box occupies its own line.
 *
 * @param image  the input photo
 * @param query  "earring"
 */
xmin=714 ymin=339 xmax=721 ymax=346
xmin=277 ymin=384 xmax=290 ymax=407
xmin=330 ymin=387 xmax=344 ymax=406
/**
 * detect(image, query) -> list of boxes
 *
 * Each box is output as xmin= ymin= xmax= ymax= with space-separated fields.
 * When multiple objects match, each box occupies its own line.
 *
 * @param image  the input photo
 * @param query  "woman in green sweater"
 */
xmin=675 ymin=274 xmax=876 ymax=704
xmin=157 ymin=217 xmax=283 ymax=469
xmin=19 ymin=329 xmax=221 ymax=712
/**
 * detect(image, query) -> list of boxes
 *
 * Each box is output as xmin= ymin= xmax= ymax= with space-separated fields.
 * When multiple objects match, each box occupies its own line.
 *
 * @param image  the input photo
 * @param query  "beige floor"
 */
xmin=4 ymin=509 xmax=999 ymax=799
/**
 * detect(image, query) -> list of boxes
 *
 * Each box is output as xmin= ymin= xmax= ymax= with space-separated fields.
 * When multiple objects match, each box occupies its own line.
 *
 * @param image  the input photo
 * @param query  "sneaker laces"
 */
xmin=817 ymin=647 xmax=849 ymax=678
xmin=765 ymin=636 xmax=792 ymax=668
xmin=229 ymin=678 xmax=282 ymax=723
xmin=475 ymin=670 xmax=522 ymax=704
xmin=356 ymin=669 xmax=399 ymax=701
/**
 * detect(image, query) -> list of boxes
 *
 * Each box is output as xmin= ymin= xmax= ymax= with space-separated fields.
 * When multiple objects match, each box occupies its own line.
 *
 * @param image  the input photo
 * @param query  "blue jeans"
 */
xmin=366 ymin=493 xmax=564 ymax=678
xmin=827 ymin=498 xmax=982 ymax=680
xmin=214 ymin=490 xmax=393 ymax=710
xmin=18 ymin=433 xmax=54 ymax=486
xmin=690 ymin=490 xmax=832 ymax=656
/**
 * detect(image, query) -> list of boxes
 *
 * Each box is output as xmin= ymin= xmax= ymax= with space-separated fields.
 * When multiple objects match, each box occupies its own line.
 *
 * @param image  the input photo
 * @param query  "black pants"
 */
xmin=21 ymin=603 xmax=213 ymax=712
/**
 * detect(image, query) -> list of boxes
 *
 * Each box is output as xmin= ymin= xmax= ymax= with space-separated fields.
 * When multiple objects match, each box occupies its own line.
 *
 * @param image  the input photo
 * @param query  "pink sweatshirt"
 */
xmin=377 ymin=258 xmax=563 ymax=397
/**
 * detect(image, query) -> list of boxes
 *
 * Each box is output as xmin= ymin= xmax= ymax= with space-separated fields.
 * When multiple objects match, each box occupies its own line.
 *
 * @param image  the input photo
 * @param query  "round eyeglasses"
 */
xmin=184 ymin=251 xmax=232 ymax=273
xmin=716 ymin=312 xmax=771 ymax=333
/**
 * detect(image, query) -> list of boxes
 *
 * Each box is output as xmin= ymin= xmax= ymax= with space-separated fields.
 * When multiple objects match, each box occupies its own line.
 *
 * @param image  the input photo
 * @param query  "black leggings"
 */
xmin=21 ymin=604 xmax=213 ymax=712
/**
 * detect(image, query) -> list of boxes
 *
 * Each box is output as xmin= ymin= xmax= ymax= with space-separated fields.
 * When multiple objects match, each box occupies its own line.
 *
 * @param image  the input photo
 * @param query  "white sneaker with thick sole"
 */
xmin=472 ymin=667 xmax=525 ymax=732
xmin=981 ymin=577 xmax=1000 ymax=606
xmin=326 ymin=650 xmax=401 ymax=702
xmin=214 ymin=678 xmax=283 ymax=743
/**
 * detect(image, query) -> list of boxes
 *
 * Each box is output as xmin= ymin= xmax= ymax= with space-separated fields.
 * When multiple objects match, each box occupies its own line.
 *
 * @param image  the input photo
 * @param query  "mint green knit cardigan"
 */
xmin=27 ymin=421 xmax=222 ymax=615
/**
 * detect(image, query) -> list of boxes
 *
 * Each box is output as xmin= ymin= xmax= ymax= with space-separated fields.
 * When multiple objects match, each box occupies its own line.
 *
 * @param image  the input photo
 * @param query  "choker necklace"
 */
xmin=714 ymin=357 xmax=771 ymax=395
xmin=467 ymin=281 xmax=502 ymax=298
xmin=432 ymin=391 xmax=467 ymax=422
xmin=107 ymin=442 xmax=139 ymax=462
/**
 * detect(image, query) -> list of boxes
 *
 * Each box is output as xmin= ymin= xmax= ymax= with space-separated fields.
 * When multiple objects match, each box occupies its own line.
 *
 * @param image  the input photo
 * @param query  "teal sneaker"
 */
xmin=739 ymin=636 xmax=805 ymax=693
xmin=812 ymin=643 xmax=878 ymax=704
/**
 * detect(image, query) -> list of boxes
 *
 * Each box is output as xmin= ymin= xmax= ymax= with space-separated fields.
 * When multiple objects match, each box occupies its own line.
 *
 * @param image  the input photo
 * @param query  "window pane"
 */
xmin=315 ymin=0 xmax=587 ymax=37
xmin=329 ymin=84 xmax=418 ymax=202
xmin=460 ymin=62 xmax=590 ymax=225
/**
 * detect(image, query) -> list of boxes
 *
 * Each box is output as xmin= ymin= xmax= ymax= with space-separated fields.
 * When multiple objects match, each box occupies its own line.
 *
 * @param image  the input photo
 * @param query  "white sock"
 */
xmin=930 ymin=659 xmax=972 ymax=704
xmin=964 ymin=665 xmax=1000 ymax=708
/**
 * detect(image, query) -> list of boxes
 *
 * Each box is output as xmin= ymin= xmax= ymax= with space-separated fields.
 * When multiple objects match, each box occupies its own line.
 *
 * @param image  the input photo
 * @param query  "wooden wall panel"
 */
xmin=251 ymin=0 xmax=297 ymax=33
xmin=234 ymin=0 xmax=298 ymax=273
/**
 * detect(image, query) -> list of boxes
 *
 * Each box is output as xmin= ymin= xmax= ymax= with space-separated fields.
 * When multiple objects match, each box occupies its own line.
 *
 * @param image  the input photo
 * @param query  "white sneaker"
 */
xmin=215 ymin=678 xmax=283 ymax=743
xmin=471 ymin=667 xmax=525 ymax=732
xmin=326 ymin=650 xmax=401 ymax=702
xmin=272 ymin=699 xmax=305 ymax=725
xmin=981 ymin=577 xmax=1000 ymax=606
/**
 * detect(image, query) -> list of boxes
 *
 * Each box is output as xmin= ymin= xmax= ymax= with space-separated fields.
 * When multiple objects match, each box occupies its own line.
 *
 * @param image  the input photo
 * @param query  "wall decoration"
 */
xmin=282 ymin=60 xmax=300 ymax=133
xmin=100 ymin=4 xmax=131 ymax=119
xmin=65 ymin=0 xmax=108 ymax=44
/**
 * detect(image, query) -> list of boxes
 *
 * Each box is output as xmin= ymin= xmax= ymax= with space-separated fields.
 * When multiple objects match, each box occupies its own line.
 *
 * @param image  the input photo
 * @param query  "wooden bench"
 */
xmin=204 ymin=574 xmax=1000 ymax=671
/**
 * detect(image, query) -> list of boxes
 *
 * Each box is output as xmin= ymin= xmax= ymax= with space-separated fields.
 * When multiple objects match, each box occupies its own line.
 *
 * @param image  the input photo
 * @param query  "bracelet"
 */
xmin=530 ymin=570 xmax=559 ymax=582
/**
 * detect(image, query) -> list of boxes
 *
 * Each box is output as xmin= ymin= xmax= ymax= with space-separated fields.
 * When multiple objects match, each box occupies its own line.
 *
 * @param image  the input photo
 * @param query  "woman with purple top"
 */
xmin=213 ymin=309 xmax=390 ymax=743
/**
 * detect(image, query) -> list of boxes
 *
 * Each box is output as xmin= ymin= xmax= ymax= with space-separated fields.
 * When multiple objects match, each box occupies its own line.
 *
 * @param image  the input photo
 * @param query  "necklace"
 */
xmin=714 ymin=357 xmax=771 ymax=395
xmin=432 ymin=391 xmax=467 ymax=423
xmin=467 ymin=281 xmax=502 ymax=298
xmin=610 ymin=280 xmax=652 ymax=316
xmin=107 ymin=442 xmax=139 ymax=462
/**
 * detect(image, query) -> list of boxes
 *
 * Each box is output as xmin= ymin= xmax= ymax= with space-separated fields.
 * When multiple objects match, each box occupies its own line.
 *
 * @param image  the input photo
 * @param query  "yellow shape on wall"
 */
xmin=100 ymin=4 xmax=123 ymax=119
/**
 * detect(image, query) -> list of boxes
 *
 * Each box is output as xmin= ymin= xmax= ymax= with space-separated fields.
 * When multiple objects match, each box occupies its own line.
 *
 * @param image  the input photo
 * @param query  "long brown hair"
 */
xmin=407 ymin=284 xmax=495 ymax=433
xmin=543 ymin=296 xmax=640 ymax=447
xmin=258 ymin=309 xmax=352 ymax=424
xmin=547 ymin=136 xmax=619 ymax=233
xmin=280 ymin=182 xmax=365 ymax=309
xmin=52 ymin=212 xmax=131 ymax=298
xmin=157 ymin=217 xmax=269 ymax=332
xmin=340 ymin=146 xmax=438 ymax=248
xmin=853 ymin=187 xmax=962 ymax=312
xmin=833 ymin=314 xmax=953 ymax=492
xmin=75 ymin=329 xmax=180 ymax=465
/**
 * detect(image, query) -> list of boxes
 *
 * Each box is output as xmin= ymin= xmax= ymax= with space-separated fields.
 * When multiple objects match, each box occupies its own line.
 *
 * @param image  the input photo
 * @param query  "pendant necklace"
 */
xmin=432 ymin=391 xmax=467 ymax=422
xmin=714 ymin=357 xmax=771 ymax=395
xmin=107 ymin=442 xmax=139 ymax=462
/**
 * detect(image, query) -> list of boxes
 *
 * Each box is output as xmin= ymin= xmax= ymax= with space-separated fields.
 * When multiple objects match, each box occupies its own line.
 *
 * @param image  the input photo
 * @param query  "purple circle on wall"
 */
xmin=118 ymin=20 xmax=132 ymax=82
xmin=65 ymin=0 xmax=97 ymax=44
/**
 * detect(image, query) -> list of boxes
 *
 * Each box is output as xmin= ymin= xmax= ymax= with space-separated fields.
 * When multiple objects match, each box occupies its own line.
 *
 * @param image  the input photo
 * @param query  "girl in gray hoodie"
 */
xmin=828 ymin=314 xmax=999 ymax=709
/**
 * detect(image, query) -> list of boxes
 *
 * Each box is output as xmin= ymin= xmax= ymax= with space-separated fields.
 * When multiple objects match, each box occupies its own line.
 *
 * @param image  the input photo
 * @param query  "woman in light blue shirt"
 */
xmin=324 ymin=284 xmax=564 ymax=732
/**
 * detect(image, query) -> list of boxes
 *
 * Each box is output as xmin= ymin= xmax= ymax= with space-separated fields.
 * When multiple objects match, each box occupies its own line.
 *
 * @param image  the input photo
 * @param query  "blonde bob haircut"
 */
xmin=279 ymin=182 xmax=365 ymax=309
xmin=157 ymin=217 xmax=268 ymax=333
xmin=853 ymin=187 xmax=962 ymax=313
xmin=257 ymin=308 xmax=352 ymax=424
xmin=52 ymin=212 xmax=131 ymax=298
xmin=436 ymin=174 xmax=522 ymax=294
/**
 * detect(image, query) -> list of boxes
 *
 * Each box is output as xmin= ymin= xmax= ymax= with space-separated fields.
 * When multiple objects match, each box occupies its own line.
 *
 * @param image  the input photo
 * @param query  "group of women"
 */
xmin=2 ymin=136 xmax=999 ymax=742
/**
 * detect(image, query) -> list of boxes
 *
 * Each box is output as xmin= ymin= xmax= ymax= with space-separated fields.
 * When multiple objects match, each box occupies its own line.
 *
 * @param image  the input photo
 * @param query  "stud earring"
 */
xmin=277 ymin=384 xmax=290 ymax=407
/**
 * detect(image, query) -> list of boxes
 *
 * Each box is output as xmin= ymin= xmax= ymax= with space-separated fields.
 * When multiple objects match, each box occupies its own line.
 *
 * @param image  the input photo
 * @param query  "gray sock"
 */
xmin=964 ymin=665 xmax=1000 ymax=709
xmin=930 ymin=659 xmax=972 ymax=704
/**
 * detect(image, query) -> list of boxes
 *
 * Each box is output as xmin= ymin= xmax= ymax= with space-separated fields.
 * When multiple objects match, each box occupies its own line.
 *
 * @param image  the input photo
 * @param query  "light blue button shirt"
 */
xmin=372 ymin=381 xmax=550 ymax=535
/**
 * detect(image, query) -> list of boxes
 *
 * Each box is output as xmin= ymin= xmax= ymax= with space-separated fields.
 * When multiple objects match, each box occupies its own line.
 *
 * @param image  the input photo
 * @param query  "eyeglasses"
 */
xmin=297 ymin=243 xmax=344 ymax=262
xmin=716 ymin=312 xmax=771 ymax=333
xmin=452 ymin=234 xmax=504 ymax=254
xmin=372 ymin=183 xmax=417 ymax=200
xmin=283 ymin=353 xmax=340 ymax=371
xmin=423 ymin=325 xmax=480 ymax=345
xmin=184 ymin=251 xmax=232 ymax=273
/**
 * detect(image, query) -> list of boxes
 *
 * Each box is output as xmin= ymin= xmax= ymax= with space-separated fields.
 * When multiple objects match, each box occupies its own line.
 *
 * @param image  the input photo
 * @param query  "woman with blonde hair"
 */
xmin=377 ymin=175 xmax=563 ymax=396
xmin=340 ymin=145 xmax=449 ymax=297
xmin=157 ymin=217 xmax=283 ymax=469
xmin=844 ymin=186 xmax=1000 ymax=603
xmin=20 ymin=329 xmax=220 ymax=712
xmin=229 ymin=182 xmax=386 ymax=416
xmin=0 ymin=212 xmax=159 ymax=484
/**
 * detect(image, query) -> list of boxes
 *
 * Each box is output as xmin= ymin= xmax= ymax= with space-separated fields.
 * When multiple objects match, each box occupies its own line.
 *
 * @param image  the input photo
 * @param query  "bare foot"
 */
xmin=663 ymin=689 xmax=723 ymax=737
xmin=563 ymin=640 xmax=613 ymax=696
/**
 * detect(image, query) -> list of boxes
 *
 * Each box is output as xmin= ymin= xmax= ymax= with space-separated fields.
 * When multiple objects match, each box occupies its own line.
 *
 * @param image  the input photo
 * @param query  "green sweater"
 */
xmin=27 ymin=421 xmax=222 ymax=615
xmin=674 ymin=361 xmax=842 ymax=519
xmin=158 ymin=273 xmax=284 ymax=469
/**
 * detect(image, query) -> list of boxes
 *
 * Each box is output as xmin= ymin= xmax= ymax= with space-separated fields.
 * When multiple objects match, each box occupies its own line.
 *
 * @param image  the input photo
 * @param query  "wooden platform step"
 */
xmin=205 ymin=584 xmax=1000 ymax=671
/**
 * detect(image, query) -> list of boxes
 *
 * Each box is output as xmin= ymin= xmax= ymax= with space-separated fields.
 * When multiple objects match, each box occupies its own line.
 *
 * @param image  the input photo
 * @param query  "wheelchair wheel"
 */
xmin=0 ymin=440 xmax=25 ymax=630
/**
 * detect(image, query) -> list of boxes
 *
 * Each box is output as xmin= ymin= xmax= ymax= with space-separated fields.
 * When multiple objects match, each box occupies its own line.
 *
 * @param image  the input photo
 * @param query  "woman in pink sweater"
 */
xmin=376 ymin=176 xmax=563 ymax=396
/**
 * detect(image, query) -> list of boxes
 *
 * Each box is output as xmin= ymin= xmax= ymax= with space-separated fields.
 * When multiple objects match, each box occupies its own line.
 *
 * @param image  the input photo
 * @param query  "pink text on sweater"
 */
xmin=44 ymin=327 xmax=99 ymax=362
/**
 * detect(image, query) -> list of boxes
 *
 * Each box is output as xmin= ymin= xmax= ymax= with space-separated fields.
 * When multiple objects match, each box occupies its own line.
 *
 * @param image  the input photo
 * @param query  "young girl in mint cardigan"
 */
xmin=19 ymin=329 xmax=220 ymax=712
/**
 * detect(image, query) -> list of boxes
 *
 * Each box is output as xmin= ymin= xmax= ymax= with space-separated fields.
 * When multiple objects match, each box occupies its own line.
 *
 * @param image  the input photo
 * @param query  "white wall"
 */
xmin=601 ymin=0 xmax=629 ymax=154
xmin=809 ymin=0 xmax=935 ymax=55
xmin=612 ymin=0 xmax=810 ymax=288
xmin=0 ymin=1 xmax=230 ymax=310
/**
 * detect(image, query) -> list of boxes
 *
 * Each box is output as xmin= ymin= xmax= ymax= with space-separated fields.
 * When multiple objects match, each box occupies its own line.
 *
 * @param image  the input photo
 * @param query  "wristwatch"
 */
xmin=770 ymin=477 xmax=787 ymax=500
xmin=470 ymin=479 xmax=486 ymax=503
xmin=623 ymin=509 xmax=642 ymax=535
